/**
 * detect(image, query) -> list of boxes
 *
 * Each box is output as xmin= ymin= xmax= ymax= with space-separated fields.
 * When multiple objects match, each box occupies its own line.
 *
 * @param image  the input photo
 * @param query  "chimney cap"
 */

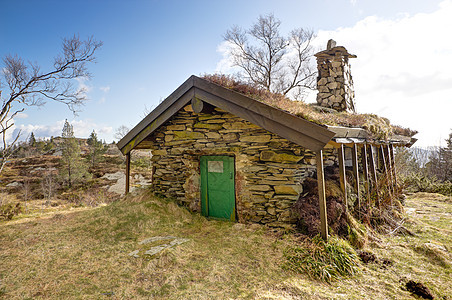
xmin=315 ymin=40 xmax=357 ymax=58
xmin=327 ymin=39 xmax=337 ymax=50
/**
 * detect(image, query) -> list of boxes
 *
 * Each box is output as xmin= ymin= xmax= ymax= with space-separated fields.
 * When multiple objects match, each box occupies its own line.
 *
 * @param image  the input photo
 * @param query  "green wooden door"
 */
xmin=200 ymin=156 xmax=235 ymax=221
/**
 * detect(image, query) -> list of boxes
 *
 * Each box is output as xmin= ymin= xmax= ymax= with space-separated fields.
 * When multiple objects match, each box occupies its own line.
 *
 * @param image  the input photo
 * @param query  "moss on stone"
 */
xmin=173 ymin=131 xmax=205 ymax=140
xmin=193 ymin=123 xmax=223 ymax=130
xmin=260 ymin=151 xmax=303 ymax=163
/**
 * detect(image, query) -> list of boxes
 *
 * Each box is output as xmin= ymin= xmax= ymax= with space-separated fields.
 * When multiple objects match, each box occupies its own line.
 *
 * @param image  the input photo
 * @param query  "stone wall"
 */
xmin=148 ymin=105 xmax=337 ymax=229
xmin=315 ymin=47 xmax=356 ymax=113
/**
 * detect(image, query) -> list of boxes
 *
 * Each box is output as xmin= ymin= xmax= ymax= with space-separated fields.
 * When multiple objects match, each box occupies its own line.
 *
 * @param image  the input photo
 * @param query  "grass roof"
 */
xmin=202 ymin=74 xmax=417 ymax=140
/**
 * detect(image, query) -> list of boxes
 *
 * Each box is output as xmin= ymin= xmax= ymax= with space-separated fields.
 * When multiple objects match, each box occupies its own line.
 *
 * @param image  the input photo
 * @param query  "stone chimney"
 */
xmin=315 ymin=39 xmax=357 ymax=113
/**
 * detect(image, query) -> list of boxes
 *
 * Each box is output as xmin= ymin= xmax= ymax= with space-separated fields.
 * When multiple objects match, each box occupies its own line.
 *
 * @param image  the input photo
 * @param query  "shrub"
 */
xmin=401 ymin=174 xmax=452 ymax=196
xmin=283 ymin=235 xmax=360 ymax=282
xmin=0 ymin=201 xmax=22 ymax=220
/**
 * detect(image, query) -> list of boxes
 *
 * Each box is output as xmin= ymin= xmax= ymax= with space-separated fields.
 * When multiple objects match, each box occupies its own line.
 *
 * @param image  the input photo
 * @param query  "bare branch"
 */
xmin=223 ymin=14 xmax=316 ymax=98
xmin=0 ymin=35 xmax=102 ymax=174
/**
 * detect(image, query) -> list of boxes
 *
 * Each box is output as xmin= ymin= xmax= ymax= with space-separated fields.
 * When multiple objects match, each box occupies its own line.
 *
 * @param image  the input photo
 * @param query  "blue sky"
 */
xmin=0 ymin=0 xmax=450 ymax=147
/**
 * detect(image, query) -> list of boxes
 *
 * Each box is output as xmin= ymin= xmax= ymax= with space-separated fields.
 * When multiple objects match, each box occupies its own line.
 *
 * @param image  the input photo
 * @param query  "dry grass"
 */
xmin=0 ymin=190 xmax=450 ymax=299
xmin=202 ymin=74 xmax=417 ymax=139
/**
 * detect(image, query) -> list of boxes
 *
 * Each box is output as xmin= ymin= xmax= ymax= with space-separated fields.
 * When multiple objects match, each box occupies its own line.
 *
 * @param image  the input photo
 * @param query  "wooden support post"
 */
xmin=377 ymin=144 xmax=382 ymax=171
xmin=352 ymin=144 xmax=360 ymax=215
xmin=369 ymin=145 xmax=380 ymax=208
xmin=384 ymin=145 xmax=395 ymax=196
xmin=125 ymin=153 xmax=131 ymax=194
xmin=362 ymin=144 xmax=370 ymax=206
xmin=316 ymin=150 xmax=328 ymax=241
xmin=389 ymin=144 xmax=397 ymax=188
xmin=381 ymin=145 xmax=392 ymax=205
xmin=338 ymin=144 xmax=347 ymax=210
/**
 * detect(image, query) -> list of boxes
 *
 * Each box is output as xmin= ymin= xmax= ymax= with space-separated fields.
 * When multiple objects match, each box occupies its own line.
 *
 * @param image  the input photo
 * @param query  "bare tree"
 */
xmin=224 ymin=14 xmax=316 ymax=99
xmin=41 ymin=165 xmax=58 ymax=200
xmin=114 ymin=125 xmax=130 ymax=141
xmin=0 ymin=35 xmax=102 ymax=173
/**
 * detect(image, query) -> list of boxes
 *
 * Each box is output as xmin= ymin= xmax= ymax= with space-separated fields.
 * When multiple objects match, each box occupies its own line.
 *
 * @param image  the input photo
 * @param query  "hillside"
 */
xmin=0 ymin=189 xmax=450 ymax=299
xmin=0 ymin=140 xmax=152 ymax=206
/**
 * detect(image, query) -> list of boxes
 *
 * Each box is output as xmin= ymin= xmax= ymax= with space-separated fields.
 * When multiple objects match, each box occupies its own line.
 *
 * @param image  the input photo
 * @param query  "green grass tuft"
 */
xmin=284 ymin=235 xmax=360 ymax=282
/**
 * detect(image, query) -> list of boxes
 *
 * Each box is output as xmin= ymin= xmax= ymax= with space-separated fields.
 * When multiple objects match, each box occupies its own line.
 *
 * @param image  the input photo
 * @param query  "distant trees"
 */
xmin=28 ymin=132 xmax=36 ymax=147
xmin=396 ymin=129 xmax=452 ymax=195
xmin=59 ymin=120 xmax=89 ymax=187
xmin=223 ymin=14 xmax=316 ymax=99
xmin=426 ymin=131 xmax=452 ymax=182
xmin=0 ymin=35 xmax=102 ymax=174
xmin=87 ymin=130 xmax=107 ymax=168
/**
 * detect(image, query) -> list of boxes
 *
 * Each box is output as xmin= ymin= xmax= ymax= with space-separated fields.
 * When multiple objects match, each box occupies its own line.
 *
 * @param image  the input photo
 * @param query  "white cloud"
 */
xmin=215 ymin=41 xmax=241 ymax=74
xmin=308 ymin=0 xmax=452 ymax=147
xmin=15 ymin=112 xmax=28 ymax=119
xmin=75 ymin=77 xmax=92 ymax=99
xmin=98 ymin=86 xmax=110 ymax=104
xmin=99 ymin=86 xmax=111 ymax=93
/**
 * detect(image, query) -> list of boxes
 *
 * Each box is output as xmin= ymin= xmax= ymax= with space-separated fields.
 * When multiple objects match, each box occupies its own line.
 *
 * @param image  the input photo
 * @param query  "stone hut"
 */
xmin=117 ymin=41 xmax=416 ymax=238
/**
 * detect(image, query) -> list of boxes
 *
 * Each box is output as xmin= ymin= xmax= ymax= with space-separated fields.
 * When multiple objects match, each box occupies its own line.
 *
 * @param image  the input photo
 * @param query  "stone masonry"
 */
xmin=315 ymin=40 xmax=357 ymax=113
xmin=148 ymin=104 xmax=337 ymax=229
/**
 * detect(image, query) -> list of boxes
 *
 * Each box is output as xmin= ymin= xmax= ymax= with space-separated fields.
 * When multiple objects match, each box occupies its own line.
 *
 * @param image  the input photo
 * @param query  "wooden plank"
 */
xmin=194 ymin=88 xmax=333 ymax=152
xmin=361 ymin=144 xmax=370 ymax=206
xmin=194 ymin=77 xmax=336 ymax=145
xmin=316 ymin=150 xmax=328 ymax=241
xmin=327 ymin=126 xmax=370 ymax=139
xmin=118 ymin=76 xmax=195 ymax=151
xmin=120 ymin=88 xmax=195 ymax=154
xmin=338 ymin=144 xmax=347 ymax=209
xmin=352 ymin=143 xmax=360 ymax=214
xmin=125 ymin=153 xmax=130 ymax=194
xmin=369 ymin=145 xmax=380 ymax=208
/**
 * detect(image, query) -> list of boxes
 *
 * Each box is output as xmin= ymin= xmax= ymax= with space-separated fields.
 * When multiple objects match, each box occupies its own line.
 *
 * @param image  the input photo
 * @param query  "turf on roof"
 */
xmin=202 ymin=74 xmax=417 ymax=140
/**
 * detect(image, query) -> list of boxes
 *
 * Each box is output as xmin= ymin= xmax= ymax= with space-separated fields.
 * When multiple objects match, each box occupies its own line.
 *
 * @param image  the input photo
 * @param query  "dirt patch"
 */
xmin=357 ymin=250 xmax=377 ymax=264
xmin=405 ymin=280 xmax=434 ymax=299
xmin=357 ymin=250 xmax=394 ymax=269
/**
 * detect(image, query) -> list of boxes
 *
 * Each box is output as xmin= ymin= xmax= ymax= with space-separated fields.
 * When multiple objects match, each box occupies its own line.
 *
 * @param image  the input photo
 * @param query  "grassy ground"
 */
xmin=0 ymin=190 xmax=450 ymax=299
